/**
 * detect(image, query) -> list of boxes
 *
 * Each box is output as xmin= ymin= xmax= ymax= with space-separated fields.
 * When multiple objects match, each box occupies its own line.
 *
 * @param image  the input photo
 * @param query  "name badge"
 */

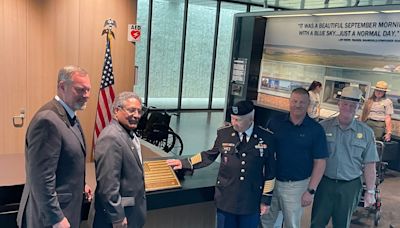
xmin=255 ymin=143 xmax=267 ymax=157
xmin=222 ymin=143 xmax=235 ymax=147
xmin=255 ymin=144 xmax=267 ymax=149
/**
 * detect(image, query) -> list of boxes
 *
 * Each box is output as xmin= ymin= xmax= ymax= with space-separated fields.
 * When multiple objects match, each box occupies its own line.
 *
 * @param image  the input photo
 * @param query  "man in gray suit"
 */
xmin=93 ymin=92 xmax=146 ymax=228
xmin=17 ymin=65 xmax=93 ymax=228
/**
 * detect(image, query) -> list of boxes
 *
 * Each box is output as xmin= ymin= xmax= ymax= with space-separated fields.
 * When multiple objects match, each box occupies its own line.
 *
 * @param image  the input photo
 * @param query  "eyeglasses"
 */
xmin=120 ymin=107 xmax=144 ymax=115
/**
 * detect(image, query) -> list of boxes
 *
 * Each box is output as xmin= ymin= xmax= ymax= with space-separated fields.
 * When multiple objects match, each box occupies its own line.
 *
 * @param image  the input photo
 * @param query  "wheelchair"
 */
xmin=135 ymin=106 xmax=184 ymax=156
xmin=355 ymin=140 xmax=387 ymax=226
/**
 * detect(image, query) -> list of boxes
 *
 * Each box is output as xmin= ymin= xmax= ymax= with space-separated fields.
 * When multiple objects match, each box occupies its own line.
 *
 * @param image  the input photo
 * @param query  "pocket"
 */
xmin=326 ymin=137 xmax=336 ymax=156
xmin=121 ymin=196 xmax=135 ymax=207
xmin=57 ymin=193 xmax=72 ymax=203
xmin=351 ymin=140 xmax=367 ymax=158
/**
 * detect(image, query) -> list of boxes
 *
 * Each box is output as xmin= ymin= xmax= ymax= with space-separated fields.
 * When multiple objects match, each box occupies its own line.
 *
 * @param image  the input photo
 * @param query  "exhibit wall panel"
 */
xmin=254 ymin=7 xmax=400 ymax=134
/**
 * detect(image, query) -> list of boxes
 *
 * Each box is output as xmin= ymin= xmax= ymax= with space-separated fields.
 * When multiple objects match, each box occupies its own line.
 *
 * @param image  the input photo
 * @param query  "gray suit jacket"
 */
xmin=17 ymin=99 xmax=86 ymax=227
xmin=93 ymin=120 xmax=146 ymax=228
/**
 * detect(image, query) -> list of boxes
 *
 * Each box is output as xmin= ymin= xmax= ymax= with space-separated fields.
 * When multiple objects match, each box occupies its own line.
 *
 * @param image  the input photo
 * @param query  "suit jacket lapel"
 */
xmin=52 ymin=99 xmax=86 ymax=152
xmin=70 ymin=119 xmax=86 ymax=152
xmin=126 ymin=135 xmax=143 ymax=170
xmin=113 ymin=121 xmax=143 ymax=170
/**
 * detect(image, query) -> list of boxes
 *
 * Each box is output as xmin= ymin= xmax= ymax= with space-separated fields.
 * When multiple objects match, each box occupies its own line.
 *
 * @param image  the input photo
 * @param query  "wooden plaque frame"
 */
xmin=144 ymin=160 xmax=181 ymax=192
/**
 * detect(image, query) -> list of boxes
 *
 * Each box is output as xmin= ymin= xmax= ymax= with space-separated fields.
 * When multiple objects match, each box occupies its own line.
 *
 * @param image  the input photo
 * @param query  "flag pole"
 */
xmin=91 ymin=19 xmax=117 ymax=161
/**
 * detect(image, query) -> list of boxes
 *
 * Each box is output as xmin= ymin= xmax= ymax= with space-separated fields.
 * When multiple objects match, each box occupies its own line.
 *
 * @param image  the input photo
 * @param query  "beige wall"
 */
xmin=0 ymin=0 xmax=137 ymax=161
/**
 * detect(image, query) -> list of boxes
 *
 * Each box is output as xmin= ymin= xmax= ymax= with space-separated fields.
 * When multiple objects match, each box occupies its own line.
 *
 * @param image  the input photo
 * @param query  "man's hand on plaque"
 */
xmin=166 ymin=159 xmax=182 ymax=170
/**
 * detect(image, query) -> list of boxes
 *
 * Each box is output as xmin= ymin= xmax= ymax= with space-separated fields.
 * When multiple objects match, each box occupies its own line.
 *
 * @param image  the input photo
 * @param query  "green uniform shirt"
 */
xmin=320 ymin=117 xmax=379 ymax=181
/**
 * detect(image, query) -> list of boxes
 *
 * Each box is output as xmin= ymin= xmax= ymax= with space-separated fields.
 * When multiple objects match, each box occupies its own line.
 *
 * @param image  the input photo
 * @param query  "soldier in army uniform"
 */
xmin=167 ymin=100 xmax=276 ymax=228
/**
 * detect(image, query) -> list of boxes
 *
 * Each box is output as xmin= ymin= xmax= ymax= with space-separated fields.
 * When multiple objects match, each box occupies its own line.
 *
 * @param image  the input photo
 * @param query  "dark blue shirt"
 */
xmin=267 ymin=114 xmax=328 ymax=181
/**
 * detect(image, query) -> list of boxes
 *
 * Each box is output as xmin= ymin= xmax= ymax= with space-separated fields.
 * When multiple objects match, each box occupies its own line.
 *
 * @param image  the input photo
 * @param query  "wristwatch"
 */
xmin=367 ymin=189 xmax=375 ymax=194
xmin=307 ymin=188 xmax=316 ymax=195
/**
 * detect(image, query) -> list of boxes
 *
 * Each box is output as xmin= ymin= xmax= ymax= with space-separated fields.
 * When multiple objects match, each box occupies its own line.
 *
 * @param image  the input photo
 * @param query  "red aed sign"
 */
xmin=128 ymin=24 xmax=141 ymax=42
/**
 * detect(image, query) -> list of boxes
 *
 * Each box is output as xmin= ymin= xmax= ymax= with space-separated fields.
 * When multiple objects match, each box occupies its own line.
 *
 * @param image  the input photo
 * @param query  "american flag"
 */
xmin=93 ymin=35 xmax=115 ymax=152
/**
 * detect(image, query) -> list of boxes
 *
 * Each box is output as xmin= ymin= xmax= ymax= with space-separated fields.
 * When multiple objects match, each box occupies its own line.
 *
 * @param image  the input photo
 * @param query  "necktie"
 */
xmin=241 ymin=132 xmax=247 ymax=145
xmin=70 ymin=116 xmax=85 ymax=148
xmin=236 ymin=132 xmax=247 ymax=154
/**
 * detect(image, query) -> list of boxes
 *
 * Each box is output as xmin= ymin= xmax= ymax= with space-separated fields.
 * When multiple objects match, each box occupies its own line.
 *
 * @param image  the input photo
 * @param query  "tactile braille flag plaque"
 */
xmin=144 ymin=160 xmax=181 ymax=192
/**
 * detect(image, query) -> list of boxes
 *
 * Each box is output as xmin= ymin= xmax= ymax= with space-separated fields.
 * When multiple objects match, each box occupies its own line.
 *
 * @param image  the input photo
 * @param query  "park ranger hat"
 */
xmin=372 ymin=81 xmax=390 ymax=92
xmin=339 ymin=86 xmax=362 ymax=102
xmin=231 ymin=100 xmax=254 ymax=116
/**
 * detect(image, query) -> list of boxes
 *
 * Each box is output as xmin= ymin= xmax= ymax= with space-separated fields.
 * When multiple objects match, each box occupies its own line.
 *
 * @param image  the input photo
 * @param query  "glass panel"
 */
xmin=304 ymin=0 xmax=326 ymax=9
xmin=212 ymin=3 xmax=247 ymax=109
xmin=148 ymin=0 xmax=184 ymax=109
xmin=134 ymin=0 xmax=149 ymax=100
xmin=326 ymin=0 xmax=353 ymax=8
xmin=251 ymin=5 xmax=274 ymax=12
xmin=270 ymin=0 xmax=301 ymax=9
xmin=181 ymin=1 xmax=217 ymax=109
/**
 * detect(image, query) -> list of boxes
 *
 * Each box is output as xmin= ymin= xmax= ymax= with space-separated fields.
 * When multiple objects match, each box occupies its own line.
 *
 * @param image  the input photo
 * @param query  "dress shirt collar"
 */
xmin=240 ymin=122 xmax=254 ymax=139
xmin=55 ymin=95 xmax=76 ymax=120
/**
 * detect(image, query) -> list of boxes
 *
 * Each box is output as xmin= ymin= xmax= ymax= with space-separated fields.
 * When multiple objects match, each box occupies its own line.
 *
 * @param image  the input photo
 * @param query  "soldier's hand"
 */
xmin=166 ymin=159 xmax=182 ymax=170
xmin=260 ymin=203 xmax=269 ymax=215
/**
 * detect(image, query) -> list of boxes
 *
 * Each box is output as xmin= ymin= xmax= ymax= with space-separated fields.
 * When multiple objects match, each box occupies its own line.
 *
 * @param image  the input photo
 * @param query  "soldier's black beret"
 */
xmin=231 ymin=100 xmax=254 ymax=116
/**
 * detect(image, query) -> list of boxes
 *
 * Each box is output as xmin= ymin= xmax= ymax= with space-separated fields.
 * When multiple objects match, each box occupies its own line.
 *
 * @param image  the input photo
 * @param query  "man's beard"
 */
xmin=74 ymin=101 xmax=88 ymax=111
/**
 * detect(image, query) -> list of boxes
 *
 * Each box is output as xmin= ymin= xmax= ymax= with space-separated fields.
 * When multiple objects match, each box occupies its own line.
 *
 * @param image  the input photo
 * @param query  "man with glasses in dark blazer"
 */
xmin=93 ymin=92 xmax=146 ymax=228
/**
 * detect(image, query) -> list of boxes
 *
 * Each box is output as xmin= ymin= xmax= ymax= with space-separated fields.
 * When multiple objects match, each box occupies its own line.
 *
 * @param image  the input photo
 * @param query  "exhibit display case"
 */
xmin=321 ymin=76 xmax=370 ymax=110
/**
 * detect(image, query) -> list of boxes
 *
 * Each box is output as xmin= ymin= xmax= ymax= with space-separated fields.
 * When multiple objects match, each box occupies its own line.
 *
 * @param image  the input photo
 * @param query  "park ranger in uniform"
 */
xmin=167 ymin=100 xmax=276 ymax=228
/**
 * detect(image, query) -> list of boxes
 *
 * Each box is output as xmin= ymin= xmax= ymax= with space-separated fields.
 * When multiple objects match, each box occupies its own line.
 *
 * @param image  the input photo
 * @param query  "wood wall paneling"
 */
xmin=0 ymin=0 xmax=137 ymax=157
xmin=79 ymin=0 xmax=137 ymax=160
xmin=0 ymin=0 xmax=28 ymax=154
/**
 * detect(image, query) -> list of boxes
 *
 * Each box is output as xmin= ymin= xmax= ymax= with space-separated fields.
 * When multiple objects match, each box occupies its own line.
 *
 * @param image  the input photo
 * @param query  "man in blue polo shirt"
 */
xmin=260 ymin=87 xmax=329 ymax=228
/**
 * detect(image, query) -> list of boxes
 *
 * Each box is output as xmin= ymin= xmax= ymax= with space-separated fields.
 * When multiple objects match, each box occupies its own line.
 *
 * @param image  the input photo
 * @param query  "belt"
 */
xmin=323 ymin=175 xmax=360 ymax=183
xmin=368 ymin=119 xmax=383 ymax=122
xmin=277 ymin=178 xmax=308 ymax=182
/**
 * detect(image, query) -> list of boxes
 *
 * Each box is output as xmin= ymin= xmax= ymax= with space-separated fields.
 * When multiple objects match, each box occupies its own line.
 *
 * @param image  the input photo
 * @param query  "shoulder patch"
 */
xmin=259 ymin=126 xmax=274 ymax=134
xmin=190 ymin=153 xmax=202 ymax=165
xmin=217 ymin=123 xmax=231 ymax=131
